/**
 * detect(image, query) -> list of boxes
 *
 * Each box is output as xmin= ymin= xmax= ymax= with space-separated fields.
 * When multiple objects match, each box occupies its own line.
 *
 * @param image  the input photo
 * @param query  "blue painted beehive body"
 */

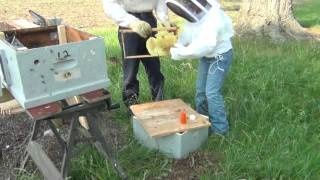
xmin=0 ymin=26 xmax=110 ymax=108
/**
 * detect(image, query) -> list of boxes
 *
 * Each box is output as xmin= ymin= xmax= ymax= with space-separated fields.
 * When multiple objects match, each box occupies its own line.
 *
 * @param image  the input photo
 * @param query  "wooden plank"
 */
xmin=65 ymin=26 xmax=92 ymax=42
xmin=65 ymin=27 xmax=82 ymax=42
xmin=130 ymin=99 xmax=211 ymax=138
xmin=0 ymin=21 xmax=16 ymax=31
xmin=16 ymin=28 xmax=59 ymax=48
xmin=80 ymin=89 xmax=110 ymax=104
xmin=65 ymin=96 xmax=82 ymax=105
xmin=27 ymin=141 xmax=63 ymax=180
xmin=0 ymin=32 xmax=4 ymax=39
xmin=7 ymin=19 xmax=40 ymax=29
xmin=119 ymin=27 xmax=178 ymax=33
xmin=65 ymin=26 xmax=87 ymax=42
xmin=125 ymin=54 xmax=159 ymax=59
xmin=57 ymin=25 xmax=67 ymax=44
xmin=26 ymin=102 xmax=62 ymax=120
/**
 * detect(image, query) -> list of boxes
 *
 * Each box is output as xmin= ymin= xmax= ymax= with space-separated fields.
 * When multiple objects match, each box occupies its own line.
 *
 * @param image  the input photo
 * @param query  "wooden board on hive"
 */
xmin=130 ymin=99 xmax=211 ymax=138
xmin=7 ymin=19 xmax=40 ymax=29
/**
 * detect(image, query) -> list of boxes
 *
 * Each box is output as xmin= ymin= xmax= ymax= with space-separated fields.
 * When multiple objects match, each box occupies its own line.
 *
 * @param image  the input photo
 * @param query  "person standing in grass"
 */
xmin=166 ymin=0 xmax=234 ymax=135
xmin=102 ymin=0 xmax=170 ymax=108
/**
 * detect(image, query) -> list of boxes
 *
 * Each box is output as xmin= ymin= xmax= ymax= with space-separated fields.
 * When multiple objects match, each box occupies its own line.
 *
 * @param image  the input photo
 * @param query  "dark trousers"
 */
xmin=118 ymin=12 xmax=164 ymax=102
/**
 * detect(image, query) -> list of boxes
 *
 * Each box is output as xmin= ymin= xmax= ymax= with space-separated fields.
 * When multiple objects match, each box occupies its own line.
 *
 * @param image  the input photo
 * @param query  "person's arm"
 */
xmin=155 ymin=0 xmax=169 ymax=23
xmin=181 ymin=29 xmax=217 ymax=58
xmin=102 ymin=0 xmax=138 ymax=27
xmin=171 ymin=23 xmax=218 ymax=60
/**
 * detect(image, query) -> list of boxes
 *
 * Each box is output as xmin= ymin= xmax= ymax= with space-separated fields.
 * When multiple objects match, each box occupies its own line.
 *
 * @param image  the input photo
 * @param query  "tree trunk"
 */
xmin=236 ymin=0 xmax=320 ymax=41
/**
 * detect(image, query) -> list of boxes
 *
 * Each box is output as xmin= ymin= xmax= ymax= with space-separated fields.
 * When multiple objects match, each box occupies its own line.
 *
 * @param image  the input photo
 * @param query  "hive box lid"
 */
xmin=130 ymin=99 xmax=211 ymax=138
xmin=0 ymin=19 xmax=40 ymax=32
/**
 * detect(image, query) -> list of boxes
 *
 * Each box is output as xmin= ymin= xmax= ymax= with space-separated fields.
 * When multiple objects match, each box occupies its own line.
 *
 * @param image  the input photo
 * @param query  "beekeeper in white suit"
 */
xmin=103 ymin=0 xmax=170 ymax=109
xmin=166 ymin=0 xmax=234 ymax=135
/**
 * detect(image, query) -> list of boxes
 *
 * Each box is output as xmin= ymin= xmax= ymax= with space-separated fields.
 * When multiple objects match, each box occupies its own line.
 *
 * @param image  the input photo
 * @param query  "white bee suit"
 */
xmin=102 ymin=0 xmax=168 ymax=27
xmin=170 ymin=2 xmax=234 ymax=60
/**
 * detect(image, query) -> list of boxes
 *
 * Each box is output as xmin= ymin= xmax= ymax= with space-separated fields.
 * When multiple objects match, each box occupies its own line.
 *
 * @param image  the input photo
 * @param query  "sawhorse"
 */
xmin=20 ymin=89 xmax=127 ymax=179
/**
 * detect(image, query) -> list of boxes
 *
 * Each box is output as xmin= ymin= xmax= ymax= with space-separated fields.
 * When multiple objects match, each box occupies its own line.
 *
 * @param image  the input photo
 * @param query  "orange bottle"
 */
xmin=180 ymin=110 xmax=187 ymax=124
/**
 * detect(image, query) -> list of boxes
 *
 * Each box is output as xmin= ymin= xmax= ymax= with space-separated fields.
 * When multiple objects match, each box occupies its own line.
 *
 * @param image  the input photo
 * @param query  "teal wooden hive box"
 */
xmin=130 ymin=99 xmax=211 ymax=159
xmin=0 ymin=24 xmax=110 ymax=108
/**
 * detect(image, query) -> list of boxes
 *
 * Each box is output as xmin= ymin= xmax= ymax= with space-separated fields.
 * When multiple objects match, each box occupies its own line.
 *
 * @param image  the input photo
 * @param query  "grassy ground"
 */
xmin=13 ymin=1 xmax=320 ymax=179
xmin=61 ymin=1 xmax=320 ymax=179
xmin=294 ymin=0 xmax=320 ymax=28
xmin=64 ymin=28 xmax=320 ymax=179
xmin=71 ymin=2 xmax=320 ymax=178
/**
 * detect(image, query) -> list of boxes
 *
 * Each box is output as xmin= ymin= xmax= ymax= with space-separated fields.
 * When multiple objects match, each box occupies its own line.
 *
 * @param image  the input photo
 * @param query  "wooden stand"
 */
xmin=20 ymin=89 xmax=127 ymax=180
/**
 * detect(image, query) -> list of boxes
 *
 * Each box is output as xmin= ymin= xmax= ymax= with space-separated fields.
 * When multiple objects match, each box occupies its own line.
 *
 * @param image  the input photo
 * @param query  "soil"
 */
xmin=0 ymin=110 xmax=127 ymax=179
xmin=0 ymin=113 xmax=32 ymax=179
xmin=0 ymin=0 xmax=114 ymax=29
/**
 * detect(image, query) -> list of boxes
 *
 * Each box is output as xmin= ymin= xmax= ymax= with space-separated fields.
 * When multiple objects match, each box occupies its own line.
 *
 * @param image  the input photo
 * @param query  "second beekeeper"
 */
xmin=103 ymin=0 xmax=170 ymax=107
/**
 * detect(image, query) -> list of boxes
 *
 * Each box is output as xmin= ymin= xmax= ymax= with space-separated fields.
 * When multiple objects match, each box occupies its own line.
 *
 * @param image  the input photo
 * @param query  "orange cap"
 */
xmin=180 ymin=110 xmax=187 ymax=124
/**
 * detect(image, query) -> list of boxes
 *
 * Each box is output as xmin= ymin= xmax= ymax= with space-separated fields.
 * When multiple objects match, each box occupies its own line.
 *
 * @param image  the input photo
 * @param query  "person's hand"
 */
xmin=170 ymin=47 xmax=185 ymax=60
xmin=170 ymin=43 xmax=195 ymax=60
xmin=129 ymin=20 xmax=152 ymax=38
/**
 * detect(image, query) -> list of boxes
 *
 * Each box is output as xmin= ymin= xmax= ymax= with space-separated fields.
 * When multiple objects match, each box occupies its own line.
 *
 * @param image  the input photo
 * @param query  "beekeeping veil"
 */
xmin=166 ymin=0 xmax=219 ymax=23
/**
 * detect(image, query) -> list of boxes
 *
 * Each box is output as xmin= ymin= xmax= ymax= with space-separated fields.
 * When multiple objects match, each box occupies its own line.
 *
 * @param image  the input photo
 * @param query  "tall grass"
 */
xmin=13 ymin=1 xmax=320 ymax=179
xmin=67 ymin=26 xmax=320 ymax=179
xmin=294 ymin=0 xmax=320 ymax=28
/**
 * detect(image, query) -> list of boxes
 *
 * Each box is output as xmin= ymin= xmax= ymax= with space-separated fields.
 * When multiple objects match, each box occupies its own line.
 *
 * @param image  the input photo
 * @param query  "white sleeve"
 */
xmin=171 ymin=25 xmax=218 ymax=59
xmin=103 ymin=0 xmax=139 ymax=27
xmin=183 ymin=28 xmax=217 ymax=58
xmin=155 ymin=0 xmax=168 ymax=22
xmin=176 ymin=28 xmax=191 ymax=46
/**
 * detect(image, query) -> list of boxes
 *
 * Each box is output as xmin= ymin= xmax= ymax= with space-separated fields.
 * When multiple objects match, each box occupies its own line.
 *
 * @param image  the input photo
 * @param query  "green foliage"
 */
xmin=294 ymin=0 xmax=320 ymax=28
xmin=20 ymin=3 xmax=320 ymax=180
xmin=68 ymin=26 xmax=320 ymax=179
xmin=20 ymin=2 xmax=320 ymax=178
xmin=207 ymin=38 xmax=320 ymax=179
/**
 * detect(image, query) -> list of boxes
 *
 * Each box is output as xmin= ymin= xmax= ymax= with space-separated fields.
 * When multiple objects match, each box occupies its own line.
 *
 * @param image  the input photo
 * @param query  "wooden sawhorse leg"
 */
xmin=21 ymin=118 xmax=67 ymax=180
xmin=21 ymin=103 xmax=127 ymax=179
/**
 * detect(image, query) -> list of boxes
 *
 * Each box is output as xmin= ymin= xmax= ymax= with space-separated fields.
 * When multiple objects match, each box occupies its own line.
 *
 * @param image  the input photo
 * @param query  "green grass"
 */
xmin=17 ymin=1 xmax=320 ymax=179
xmin=64 ymin=27 xmax=320 ymax=179
xmin=72 ymin=2 xmax=320 ymax=177
xmin=294 ymin=0 xmax=320 ymax=28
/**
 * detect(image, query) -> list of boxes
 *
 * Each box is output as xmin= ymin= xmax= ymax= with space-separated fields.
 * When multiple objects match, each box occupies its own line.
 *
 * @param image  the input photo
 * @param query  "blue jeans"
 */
xmin=195 ymin=49 xmax=233 ymax=135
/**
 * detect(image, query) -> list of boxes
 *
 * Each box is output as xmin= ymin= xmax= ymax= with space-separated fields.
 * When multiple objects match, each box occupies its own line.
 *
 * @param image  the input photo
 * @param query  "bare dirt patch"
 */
xmin=0 ymin=0 xmax=241 ymax=29
xmin=0 ymin=0 xmax=114 ymax=28
xmin=0 ymin=113 xmax=32 ymax=179
xmin=0 ymin=110 xmax=126 ymax=179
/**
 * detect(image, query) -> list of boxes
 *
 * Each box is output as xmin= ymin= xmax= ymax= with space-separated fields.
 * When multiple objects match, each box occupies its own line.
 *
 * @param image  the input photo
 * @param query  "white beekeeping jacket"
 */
xmin=170 ymin=4 xmax=234 ymax=60
xmin=103 ymin=0 xmax=168 ymax=27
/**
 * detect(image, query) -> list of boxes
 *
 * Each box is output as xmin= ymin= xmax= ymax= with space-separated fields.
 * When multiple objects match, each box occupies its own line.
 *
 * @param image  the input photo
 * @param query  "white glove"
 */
xmin=129 ymin=20 xmax=152 ymax=38
xmin=170 ymin=43 xmax=193 ymax=60
xmin=170 ymin=47 xmax=185 ymax=60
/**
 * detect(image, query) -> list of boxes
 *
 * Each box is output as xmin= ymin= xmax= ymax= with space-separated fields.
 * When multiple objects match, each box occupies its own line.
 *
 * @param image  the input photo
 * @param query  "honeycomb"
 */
xmin=146 ymin=30 xmax=177 ymax=56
